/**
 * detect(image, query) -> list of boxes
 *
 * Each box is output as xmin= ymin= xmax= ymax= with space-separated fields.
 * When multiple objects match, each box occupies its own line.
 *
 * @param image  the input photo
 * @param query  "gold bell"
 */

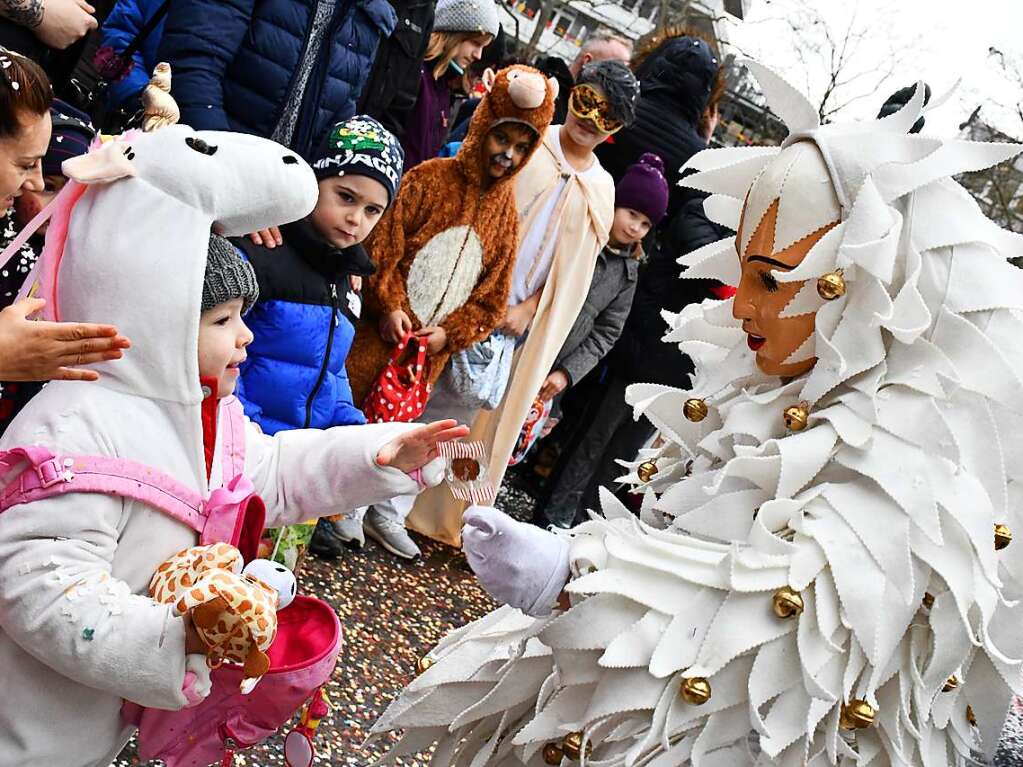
xmin=683 ymin=398 xmax=708 ymax=423
xmin=637 ymin=460 xmax=658 ymax=483
xmin=817 ymin=270 xmax=846 ymax=300
xmin=783 ymin=403 xmax=809 ymax=431
xmin=839 ymin=699 xmax=876 ymax=730
xmin=942 ymin=675 xmax=959 ymax=692
xmin=772 ymin=586 xmax=805 ymax=619
xmin=995 ymin=523 xmax=1013 ymax=551
xmin=922 ymin=592 xmax=935 ymax=609
xmin=542 ymin=743 xmax=564 ymax=765
xmin=561 ymin=731 xmax=591 ymax=761
xmin=680 ymin=676 xmax=712 ymax=705
xmin=967 ymin=705 xmax=977 ymax=727
xmin=415 ymin=656 xmax=434 ymax=674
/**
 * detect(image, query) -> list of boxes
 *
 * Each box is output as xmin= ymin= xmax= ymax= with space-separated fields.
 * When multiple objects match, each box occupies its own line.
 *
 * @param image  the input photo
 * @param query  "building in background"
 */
xmin=504 ymin=0 xmax=751 ymax=68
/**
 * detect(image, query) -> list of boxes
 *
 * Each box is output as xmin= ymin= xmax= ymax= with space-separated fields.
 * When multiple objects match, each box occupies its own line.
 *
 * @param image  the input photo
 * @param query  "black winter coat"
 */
xmin=609 ymin=183 xmax=730 ymax=388
xmin=595 ymin=36 xmax=717 ymax=222
xmin=358 ymin=0 xmax=435 ymax=138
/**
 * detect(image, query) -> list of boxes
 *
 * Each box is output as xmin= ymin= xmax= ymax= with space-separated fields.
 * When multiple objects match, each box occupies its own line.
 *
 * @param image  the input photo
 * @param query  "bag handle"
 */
xmin=389 ymin=332 xmax=429 ymax=380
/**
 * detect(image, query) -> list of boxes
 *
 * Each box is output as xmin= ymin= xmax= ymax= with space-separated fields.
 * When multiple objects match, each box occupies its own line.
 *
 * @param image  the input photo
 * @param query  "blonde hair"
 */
xmin=425 ymin=31 xmax=493 ymax=80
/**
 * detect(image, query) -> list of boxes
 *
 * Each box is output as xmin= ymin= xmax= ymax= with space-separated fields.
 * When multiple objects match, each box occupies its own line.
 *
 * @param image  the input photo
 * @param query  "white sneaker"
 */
xmin=332 ymin=515 xmax=365 ymax=548
xmin=365 ymin=508 xmax=421 ymax=559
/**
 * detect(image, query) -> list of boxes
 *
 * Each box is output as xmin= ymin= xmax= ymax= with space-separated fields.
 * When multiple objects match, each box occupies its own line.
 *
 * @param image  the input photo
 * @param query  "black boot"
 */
xmin=308 ymin=518 xmax=345 ymax=560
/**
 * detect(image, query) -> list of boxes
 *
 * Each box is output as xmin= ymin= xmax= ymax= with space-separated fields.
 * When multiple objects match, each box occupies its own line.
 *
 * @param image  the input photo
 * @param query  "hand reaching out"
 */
xmin=0 ymin=297 xmax=130 ymax=381
xmin=376 ymin=419 xmax=470 ymax=474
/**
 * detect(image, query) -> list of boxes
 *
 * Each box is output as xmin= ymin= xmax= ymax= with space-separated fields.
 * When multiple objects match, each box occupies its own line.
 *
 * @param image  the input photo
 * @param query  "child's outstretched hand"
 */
xmin=376 ymin=419 xmax=470 ymax=474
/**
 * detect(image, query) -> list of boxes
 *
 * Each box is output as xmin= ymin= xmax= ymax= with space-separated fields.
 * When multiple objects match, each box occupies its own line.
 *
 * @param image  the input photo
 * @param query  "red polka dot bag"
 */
xmin=362 ymin=332 xmax=432 ymax=423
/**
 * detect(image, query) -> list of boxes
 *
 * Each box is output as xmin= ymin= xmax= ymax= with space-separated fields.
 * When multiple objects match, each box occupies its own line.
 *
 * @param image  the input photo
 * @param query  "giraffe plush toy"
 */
xmin=149 ymin=543 xmax=281 ymax=693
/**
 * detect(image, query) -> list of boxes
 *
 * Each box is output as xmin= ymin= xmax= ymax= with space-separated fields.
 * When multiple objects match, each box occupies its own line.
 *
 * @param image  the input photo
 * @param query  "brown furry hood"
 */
xmin=456 ymin=65 xmax=558 ymax=187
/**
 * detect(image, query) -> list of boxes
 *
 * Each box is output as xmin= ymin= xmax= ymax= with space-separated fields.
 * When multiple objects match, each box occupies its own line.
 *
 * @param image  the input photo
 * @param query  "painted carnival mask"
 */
xmin=732 ymin=141 xmax=841 ymax=378
xmin=733 ymin=200 xmax=836 ymax=377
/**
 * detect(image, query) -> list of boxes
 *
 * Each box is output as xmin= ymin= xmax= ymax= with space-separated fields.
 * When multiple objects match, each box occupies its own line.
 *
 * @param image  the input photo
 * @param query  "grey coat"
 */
xmin=553 ymin=244 xmax=639 ymax=385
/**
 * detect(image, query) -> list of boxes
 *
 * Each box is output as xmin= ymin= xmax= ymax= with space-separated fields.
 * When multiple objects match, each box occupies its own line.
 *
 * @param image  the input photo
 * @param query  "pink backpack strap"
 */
xmin=0 ymin=401 xmax=263 ymax=554
xmin=0 ymin=447 xmax=206 ymax=532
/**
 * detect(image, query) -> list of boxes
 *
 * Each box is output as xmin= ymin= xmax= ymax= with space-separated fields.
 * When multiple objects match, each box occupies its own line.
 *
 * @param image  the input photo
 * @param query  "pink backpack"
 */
xmin=0 ymin=397 xmax=341 ymax=767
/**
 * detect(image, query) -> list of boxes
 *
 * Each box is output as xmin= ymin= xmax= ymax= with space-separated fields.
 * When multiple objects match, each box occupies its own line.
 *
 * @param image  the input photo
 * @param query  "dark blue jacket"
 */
xmin=100 ymin=0 xmax=167 ymax=106
xmin=234 ymin=221 xmax=376 ymax=434
xmin=157 ymin=0 xmax=396 ymax=158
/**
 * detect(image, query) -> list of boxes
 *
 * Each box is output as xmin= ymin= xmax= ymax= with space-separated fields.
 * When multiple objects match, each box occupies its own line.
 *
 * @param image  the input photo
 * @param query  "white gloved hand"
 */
xmin=462 ymin=506 xmax=570 ymax=617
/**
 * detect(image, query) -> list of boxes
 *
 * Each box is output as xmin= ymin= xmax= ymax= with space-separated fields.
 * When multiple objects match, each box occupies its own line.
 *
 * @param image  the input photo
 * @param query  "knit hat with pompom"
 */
xmin=615 ymin=152 xmax=669 ymax=225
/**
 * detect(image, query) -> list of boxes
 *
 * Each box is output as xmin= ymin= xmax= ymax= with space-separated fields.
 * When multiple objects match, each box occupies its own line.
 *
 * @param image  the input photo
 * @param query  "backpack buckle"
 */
xmin=35 ymin=457 xmax=73 ymax=488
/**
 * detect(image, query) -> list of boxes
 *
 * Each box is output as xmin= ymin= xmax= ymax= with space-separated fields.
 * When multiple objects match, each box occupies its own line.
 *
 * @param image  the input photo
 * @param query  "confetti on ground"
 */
xmin=112 ymin=473 xmax=1023 ymax=766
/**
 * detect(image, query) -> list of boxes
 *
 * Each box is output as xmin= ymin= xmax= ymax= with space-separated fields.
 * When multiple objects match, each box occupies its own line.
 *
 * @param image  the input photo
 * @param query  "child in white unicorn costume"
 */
xmin=0 ymin=126 xmax=464 ymax=767
xmin=372 ymin=62 xmax=1023 ymax=766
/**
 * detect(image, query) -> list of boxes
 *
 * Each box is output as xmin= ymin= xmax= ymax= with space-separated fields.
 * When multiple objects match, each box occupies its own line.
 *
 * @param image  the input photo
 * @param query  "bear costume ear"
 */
xmin=62 ymin=139 xmax=138 ymax=185
xmin=482 ymin=68 xmax=497 ymax=93
xmin=547 ymin=76 xmax=560 ymax=101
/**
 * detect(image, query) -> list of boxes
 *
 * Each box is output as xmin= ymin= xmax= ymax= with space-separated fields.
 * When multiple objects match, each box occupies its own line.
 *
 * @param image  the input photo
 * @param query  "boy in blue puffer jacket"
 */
xmin=234 ymin=116 xmax=404 ymax=564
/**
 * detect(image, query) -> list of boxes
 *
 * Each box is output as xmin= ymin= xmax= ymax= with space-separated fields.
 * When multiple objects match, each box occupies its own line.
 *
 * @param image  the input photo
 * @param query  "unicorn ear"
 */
xmin=62 ymin=140 xmax=138 ymax=185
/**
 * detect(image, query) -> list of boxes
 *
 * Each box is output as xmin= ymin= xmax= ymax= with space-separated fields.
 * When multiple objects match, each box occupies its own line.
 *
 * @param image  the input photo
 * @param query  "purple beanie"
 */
xmin=615 ymin=152 xmax=669 ymax=225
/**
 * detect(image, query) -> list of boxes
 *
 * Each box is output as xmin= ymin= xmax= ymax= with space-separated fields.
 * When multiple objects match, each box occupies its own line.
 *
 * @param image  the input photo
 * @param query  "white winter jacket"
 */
xmin=0 ymin=126 xmax=424 ymax=766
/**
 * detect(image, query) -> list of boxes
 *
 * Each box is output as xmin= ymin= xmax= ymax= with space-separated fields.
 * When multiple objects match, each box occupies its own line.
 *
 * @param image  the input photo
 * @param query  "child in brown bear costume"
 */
xmin=347 ymin=65 xmax=558 ymax=558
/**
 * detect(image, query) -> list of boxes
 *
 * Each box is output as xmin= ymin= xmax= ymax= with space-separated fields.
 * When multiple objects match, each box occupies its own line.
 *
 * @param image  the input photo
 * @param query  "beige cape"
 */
xmin=407 ymin=128 xmax=615 ymax=545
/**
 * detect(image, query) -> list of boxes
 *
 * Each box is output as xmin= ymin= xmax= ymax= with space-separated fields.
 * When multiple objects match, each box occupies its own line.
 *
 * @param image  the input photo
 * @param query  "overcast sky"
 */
xmin=723 ymin=0 xmax=1023 ymax=138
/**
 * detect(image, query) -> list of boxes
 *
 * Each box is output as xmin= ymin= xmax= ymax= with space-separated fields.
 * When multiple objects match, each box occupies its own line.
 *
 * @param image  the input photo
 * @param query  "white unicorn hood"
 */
xmin=53 ymin=125 xmax=317 ymax=405
xmin=5 ymin=125 xmax=316 ymax=491
xmin=370 ymin=62 xmax=1023 ymax=767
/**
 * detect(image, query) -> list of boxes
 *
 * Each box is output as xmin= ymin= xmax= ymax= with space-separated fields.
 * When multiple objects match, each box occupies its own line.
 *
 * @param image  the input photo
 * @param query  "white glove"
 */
xmin=462 ymin=506 xmax=570 ymax=617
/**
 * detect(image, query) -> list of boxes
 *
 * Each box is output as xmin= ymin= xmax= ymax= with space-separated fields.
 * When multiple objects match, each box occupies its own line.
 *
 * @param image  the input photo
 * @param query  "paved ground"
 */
xmin=115 ymin=477 xmax=1023 ymax=766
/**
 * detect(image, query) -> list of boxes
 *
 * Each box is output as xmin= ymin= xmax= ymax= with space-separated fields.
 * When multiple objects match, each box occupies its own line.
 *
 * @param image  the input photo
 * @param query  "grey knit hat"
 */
xmin=202 ymin=234 xmax=259 ymax=314
xmin=434 ymin=0 xmax=499 ymax=37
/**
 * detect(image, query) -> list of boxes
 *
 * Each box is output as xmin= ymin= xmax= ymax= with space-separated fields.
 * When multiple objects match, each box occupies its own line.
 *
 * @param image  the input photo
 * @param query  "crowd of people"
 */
xmin=0 ymin=1 xmax=1007 ymax=766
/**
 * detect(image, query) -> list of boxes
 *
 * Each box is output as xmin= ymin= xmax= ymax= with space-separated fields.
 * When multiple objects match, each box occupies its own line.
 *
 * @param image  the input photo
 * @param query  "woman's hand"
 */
xmin=248 ymin=225 xmax=283 ymax=249
xmin=380 ymin=309 xmax=413 ymax=344
xmin=0 ymin=297 xmax=130 ymax=381
xmin=376 ymin=419 xmax=470 ymax=474
xmin=538 ymin=370 xmax=569 ymax=402
xmin=416 ymin=325 xmax=447 ymax=355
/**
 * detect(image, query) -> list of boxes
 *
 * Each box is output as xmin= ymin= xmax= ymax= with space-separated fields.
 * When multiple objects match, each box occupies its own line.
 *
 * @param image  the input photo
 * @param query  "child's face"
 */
xmin=309 ymin=175 xmax=389 ymax=249
xmin=198 ymin=298 xmax=253 ymax=398
xmin=610 ymin=207 xmax=652 ymax=248
xmin=14 ymin=173 xmax=66 ymax=235
xmin=480 ymin=123 xmax=536 ymax=181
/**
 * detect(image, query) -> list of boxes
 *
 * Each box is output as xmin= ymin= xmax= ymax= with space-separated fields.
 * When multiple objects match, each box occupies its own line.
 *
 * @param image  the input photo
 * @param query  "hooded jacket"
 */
xmin=348 ymin=65 xmax=558 ymax=405
xmin=595 ymin=35 xmax=718 ymax=221
xmin=235 ymin=219 xmax=376 ymax=433
xmin=0 ymin=126 xmax=424 ymax=767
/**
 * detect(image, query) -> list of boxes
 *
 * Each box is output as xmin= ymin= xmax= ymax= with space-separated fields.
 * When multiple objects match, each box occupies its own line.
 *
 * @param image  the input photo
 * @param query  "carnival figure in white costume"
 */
xmin=370 ymin=62 xmax=1023 ymax=767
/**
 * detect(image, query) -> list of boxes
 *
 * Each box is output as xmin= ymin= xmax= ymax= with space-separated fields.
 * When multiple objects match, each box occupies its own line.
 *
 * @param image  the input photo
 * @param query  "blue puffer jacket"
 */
xmin=156 ymin=0 xmax=396 ymax=158
xmin=100 ymin=0 xmax=167 ymax=107
xmin=234 ymin=221 xmax=376 ymax=434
